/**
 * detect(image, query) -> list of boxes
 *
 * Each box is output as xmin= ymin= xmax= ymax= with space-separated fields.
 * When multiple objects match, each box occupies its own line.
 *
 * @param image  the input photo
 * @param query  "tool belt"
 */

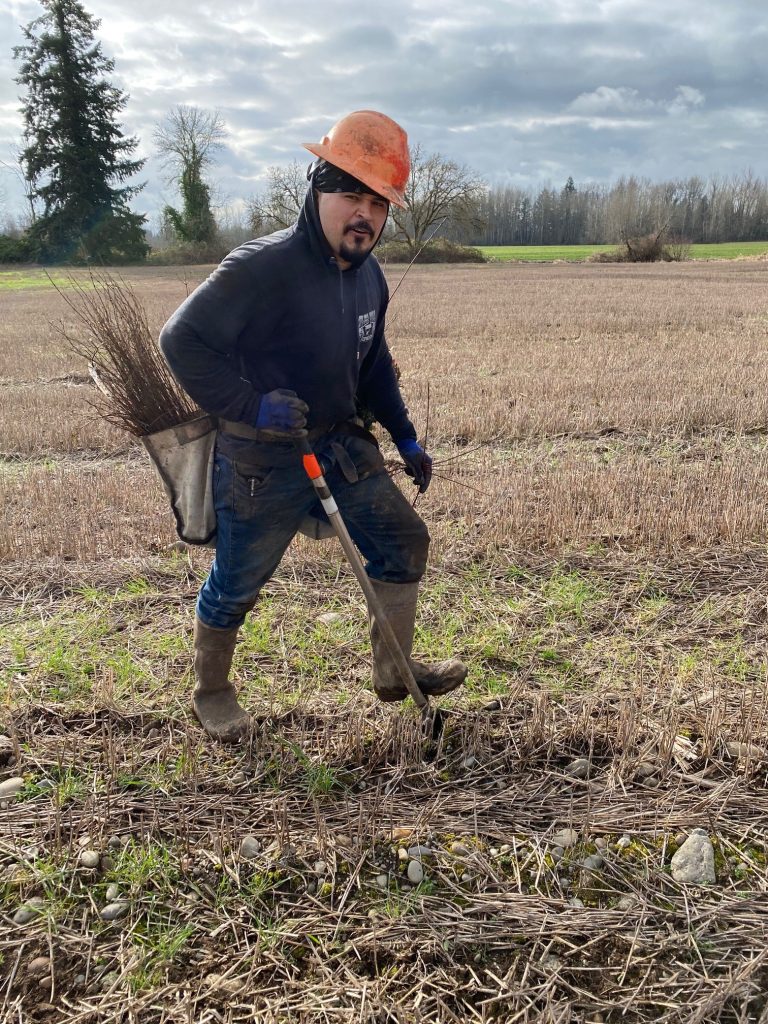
xmin=144 ymin=415 xmax=379 ymax=548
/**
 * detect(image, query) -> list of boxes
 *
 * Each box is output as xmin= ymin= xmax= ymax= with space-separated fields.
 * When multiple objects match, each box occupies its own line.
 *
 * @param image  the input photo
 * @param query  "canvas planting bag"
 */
xmin=142 ymin=415 xmax=217 ymax=547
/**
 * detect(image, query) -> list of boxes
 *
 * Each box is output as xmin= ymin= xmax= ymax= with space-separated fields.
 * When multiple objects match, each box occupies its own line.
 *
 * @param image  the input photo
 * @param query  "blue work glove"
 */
xmin=396 ymin=439 xmax=433 ymax=493
xmin=255 ymin=389 xmax=308 ymax=432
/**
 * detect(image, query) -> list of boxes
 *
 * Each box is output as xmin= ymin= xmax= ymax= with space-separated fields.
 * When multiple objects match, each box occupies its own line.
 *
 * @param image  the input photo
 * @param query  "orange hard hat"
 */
xmin=303 ymin=110 xmax=410 ymax=209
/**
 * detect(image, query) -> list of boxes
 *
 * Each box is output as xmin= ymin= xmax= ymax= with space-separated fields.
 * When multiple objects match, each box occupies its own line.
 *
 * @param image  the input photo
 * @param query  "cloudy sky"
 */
xmin=1 ymin=0 xmax=766 ymax=226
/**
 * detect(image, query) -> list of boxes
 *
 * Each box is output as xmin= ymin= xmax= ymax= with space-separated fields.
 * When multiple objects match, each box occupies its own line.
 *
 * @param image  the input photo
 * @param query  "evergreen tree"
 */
xmin=14 ymin=0 xmax=148 ymax=263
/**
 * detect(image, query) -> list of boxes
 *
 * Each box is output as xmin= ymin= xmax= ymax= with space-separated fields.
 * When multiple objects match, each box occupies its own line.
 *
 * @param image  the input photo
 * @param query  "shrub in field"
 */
xmin=147 ymin=240 xmax=231 ymax=266
xmin=590 ymin=230 xmax=691 ymax=264
xmin=377 ymin=238 xmax=486 ymax=263
xmin=0 ymin=234 xmax=33 ymax=263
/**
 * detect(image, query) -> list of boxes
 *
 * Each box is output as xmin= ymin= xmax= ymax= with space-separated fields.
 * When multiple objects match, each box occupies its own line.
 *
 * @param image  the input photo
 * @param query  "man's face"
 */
xmin=316 ymin=190 xmax=389 ymax=269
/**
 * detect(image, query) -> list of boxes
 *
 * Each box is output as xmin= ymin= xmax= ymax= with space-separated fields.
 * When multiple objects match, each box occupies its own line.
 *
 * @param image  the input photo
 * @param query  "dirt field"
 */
xmin=1 ymin=261 xmax=768 ymax=1022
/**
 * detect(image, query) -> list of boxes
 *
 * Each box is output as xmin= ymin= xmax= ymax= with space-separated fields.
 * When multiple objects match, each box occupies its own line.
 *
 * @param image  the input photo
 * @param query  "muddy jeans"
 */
xmin=196 ymin=429 xmax=430 ymax=630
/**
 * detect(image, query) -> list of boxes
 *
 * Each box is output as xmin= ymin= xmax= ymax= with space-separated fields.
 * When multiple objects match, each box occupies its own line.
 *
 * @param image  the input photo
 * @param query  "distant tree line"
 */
xmin=4 ymin=0 xmax=768 ymax=264
xmin=458 ymin=174 xmax=768 ymax=247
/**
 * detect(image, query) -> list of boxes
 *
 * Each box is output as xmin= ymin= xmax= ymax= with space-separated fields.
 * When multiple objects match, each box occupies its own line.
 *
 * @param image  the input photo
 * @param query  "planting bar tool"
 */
xmin=269 ymin=429 xmax=443 ymax=744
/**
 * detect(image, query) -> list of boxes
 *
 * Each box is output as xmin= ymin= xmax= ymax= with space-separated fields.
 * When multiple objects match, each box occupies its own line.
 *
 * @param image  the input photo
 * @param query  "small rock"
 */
xmin=79 ymin=850 xmax=100 ymax=869
xmin=101 ymin=971 xmax=120 ymax=991
xmin=483 ymin=699 xmax=502 ymax=712
xmin=594 ymin=838 xmax=608 ymax=850
xmin=374 ymin=874 xmax=389 ymax=888
xmin=27 ymin=957 xmax=51 ymax=978
xmin=146 ymin=728 xmax=160 ymax=741
xmin=490 ymin=847 xmax=499 ymax=857
xmin=565 ymin=758 xmax=590 ymax=779
xmin=634 ymin=760 xmax=657 ymax=779
xmin=313 ymin=860 xmax=327 ymax=876
xmin=74 ymin=974 xmax=86 ymax=987
xmin=231 ymin=771 xmax=247 ymax=785
xmin=21 ymin=845 xmax=39 ymax=861
xmin=541 ymin=954 xmax=562 ymax=970
xmin=318 ymin=612 xmax=343 ymax=625
xmin=461 ymin=872 xmax=472 ymax=883
xmin=644 ymin=775 xmax=660 ymax=787
xmin=107 ymin=835 xmax=122 ymax=850
xmin=0 ymin=777 xmax=25 ymax=800
xmin=581 ymin=855 xmax=604 ymax=871
xmin=105 ymin=884 xmax=120 ymax=902
xmin=617 ymin=895 xmax=638 ymax=910
xmin=500 ymin=844 xmax=511 ymax=854
xmin=725 ymin=741 xmax=765 ymax=761
xmin=0 ymin=735 xmax=15 ymax=765
xmin=37 ymin=779 xmax=55 ymax=792
xmin=551 ymin=846 xmax=564 ymax=863
xmin=674 ymin=832 xmax=687 ymax=846
xmin=551 ymin=829 xmax=579 ymax=849
xmin=617 ymin=835 xmax=631 ymax=849
xmin=306 ymin=880 xmax=318 ymax=895
xmin=407 ymin=845 xmax=435 ymax=859
xmin=407 ymin=860 xmax=424 ymax=884
xmin=101 ymin=855 xmax=114 ymax=872
xmin=569 ymin=897 xmax=585 ymax=908
xmin=100 ymin=901 xmax=129 ymax=921
xmin=670 ymin=832 xmax=716 ymax=884
xmin=13 ymin=897 xmax=45 ymax=925
xmin=37 ymin=975 xmax=53 ymax=990
xmin=449 ymin=842 xmax=471 ymax=856
xmin=461 ymin=756 xmax=479 ymax=770
xmin=398 ymin=848 xmax=408 ymax=861
xmin=240 ymin=836 xmax=261 ymax=860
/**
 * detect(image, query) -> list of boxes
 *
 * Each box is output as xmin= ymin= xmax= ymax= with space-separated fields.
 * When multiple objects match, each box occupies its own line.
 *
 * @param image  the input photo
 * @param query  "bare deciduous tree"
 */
xmin=389 ymin=145 xmax=487 ymax=251
xmin=248 ymin=161 xmax=307 ymax=235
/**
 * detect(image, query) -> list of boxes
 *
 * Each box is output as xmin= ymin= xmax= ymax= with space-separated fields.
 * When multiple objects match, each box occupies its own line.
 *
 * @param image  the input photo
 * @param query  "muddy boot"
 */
xmin=369 ymin=579 xmax=467 ymax=703
xmin=192 ymin=617 xmax=251 ymax=743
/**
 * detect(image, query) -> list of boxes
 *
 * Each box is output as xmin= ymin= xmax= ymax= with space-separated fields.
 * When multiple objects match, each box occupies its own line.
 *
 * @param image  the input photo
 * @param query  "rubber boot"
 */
xmin=192 ymin=617 xmax=251 ymax=743
xmin=369 ymin=579 xmax=467 ymax=703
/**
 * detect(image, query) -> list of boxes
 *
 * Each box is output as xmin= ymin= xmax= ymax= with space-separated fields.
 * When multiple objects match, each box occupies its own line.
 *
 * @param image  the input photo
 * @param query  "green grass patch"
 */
xmin=0 ymin=269 xmax=97 ymax=290
xmin=479 ymin=241 xmax=768 ymax=262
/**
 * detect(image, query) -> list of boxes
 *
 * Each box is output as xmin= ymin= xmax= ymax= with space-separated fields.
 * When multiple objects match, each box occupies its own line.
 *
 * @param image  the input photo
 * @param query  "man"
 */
xmin=160 ymin=110 xmax=467 ymax=743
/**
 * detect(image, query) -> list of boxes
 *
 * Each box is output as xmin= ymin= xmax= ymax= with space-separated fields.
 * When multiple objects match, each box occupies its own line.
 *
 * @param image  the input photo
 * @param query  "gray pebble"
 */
xmin=79 ymin=850 xmax=100 ymax=869
xmin=0 ymin=735 xmax=15 ymax=764
xmin=0 ymin=777 xmax=25 ymax=800
xmin=569 ymin=897 xmax=585 ymax=908
xmin=318 ymin=612 xmax=343 ymax=625
xmin=37 ymin=779 xmax=55 ymax=792
xmin=407 ymin=845 xmax=435 ymax=859
xmin=635 ymin=760 xmax=657 ymax=778
xmin=449 ymin=841 xmax=471 ymax=856
xmin=239 ymin=836 xmax=261 ymax=860
xmin=398 ymin=847 xmax=408 ymax=861
xmin=594 ymin=837 xmax=608 ymax=850
xmin=617 ymin=835 xmax=631 ymax=849
xmin=483 ymin=699 xmax=502 ymax=712
xmin=551 ymin=846 xmax=564 ymax=863
xmin=314 ymin=860 xmax=327 ymax=876
xmin=100 ymin=971 xmax=120 ymax=990
xmin=581 ymin=855 xmax=604 ymax=871
xmin=671 ymin=832 xmax=716 ymax=884
xmin=107 ymin=835 xmax=122 ymax=850
xmin=674 ymin=832 xmax=687 ymax=846
xmin=551 ymin=828 xmax=579 ymax=848
xmin=617 ymin=895 xmax=638 ymax=910
xmin=74 ymin=973 xmax=86 ymax=987
xmin=462 ymin=756 xmax=479 ymax=770
xmin=27 ymin=956 xmax=51 ymax=978
xmin=105 ymin=884 xmax=120 ymax=902
xmin=146 ymin=729 xmax=160 ymax=741
xmin=306 ymin=880 xmax=318 ymax=895
xmin=374 ymin=874 xmax=389 ymax=888
xmin=100 ymin=901 xmax=129 ymax=921
xmin=500 ymin=844 xmax=511 ymax=854
xmin=461 ymin=872 xmax=472 ymax=883
xmin=13 ymin=897 xmax=45 ymax=925
xmin=231 ymin=771 xmax=247 ymax=785
xmin=37 ymin=975 xmax=52 ymax=990
xmin=407 ymin=860 xmax=424 ymax=884
xmin=565 ymin=758 xmax=590 ymax=778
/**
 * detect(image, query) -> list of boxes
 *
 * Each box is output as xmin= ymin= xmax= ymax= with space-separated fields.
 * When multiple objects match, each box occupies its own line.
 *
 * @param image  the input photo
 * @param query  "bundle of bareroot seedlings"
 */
xmin=55 ymin=270 xmax=200 ymax=436
xmin=56 ymin=270 xmax=217 ymax=546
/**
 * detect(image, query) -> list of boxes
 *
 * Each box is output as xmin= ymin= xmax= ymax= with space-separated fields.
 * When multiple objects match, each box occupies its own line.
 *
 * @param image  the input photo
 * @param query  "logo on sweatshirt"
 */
xmin=357 ymin=310 xmax=376 ymax=358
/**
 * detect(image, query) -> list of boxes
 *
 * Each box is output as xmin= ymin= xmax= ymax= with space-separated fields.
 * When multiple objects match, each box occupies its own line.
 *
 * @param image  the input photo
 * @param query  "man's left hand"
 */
xmin=396 ymin=439 xmax=433 ymax=493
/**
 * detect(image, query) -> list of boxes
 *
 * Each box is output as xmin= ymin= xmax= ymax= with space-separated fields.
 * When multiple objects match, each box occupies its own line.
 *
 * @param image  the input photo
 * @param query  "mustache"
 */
xmin=345 ymin=219 xmax=374 ymax=238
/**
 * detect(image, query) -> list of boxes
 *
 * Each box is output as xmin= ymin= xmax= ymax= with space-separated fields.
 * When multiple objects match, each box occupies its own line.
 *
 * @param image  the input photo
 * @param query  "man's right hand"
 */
xmin=255 ymin=389 xmax=308 ymax=432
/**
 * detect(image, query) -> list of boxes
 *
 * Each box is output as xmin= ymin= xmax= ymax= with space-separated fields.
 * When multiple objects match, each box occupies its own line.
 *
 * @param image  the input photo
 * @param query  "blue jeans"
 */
xmin=197 ymin=429 xmax=430 ymax=629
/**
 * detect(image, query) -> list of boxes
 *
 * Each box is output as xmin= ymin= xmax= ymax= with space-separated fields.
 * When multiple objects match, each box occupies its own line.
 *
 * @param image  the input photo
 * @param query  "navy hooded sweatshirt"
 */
xmin=159 ymin=187 xmax=416 ymax=444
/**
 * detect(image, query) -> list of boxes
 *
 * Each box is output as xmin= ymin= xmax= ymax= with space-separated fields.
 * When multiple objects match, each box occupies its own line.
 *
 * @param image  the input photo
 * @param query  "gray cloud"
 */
xmin=1 ymin=0 xmax=767 ymax=223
